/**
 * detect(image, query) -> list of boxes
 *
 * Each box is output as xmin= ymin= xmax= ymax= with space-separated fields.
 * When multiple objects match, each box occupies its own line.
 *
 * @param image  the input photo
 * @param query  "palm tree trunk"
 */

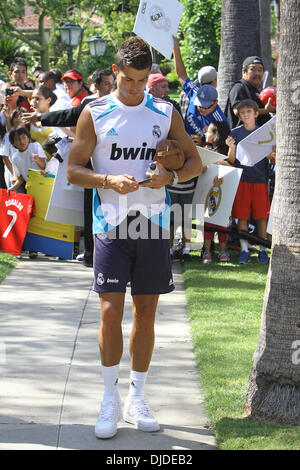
xmin=217 ymin=0 xmax=261 ymax=111
xmin=259 ymin=0 xmax=273 ymax=86
xmin=244 ymin=0 xmax=300 ymax=425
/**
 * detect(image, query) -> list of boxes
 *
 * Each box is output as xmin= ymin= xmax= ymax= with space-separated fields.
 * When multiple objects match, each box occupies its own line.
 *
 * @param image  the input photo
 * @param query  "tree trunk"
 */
xmin=38 ymin=12 xmax=50 ymax=70
xmin=217 ymin=0 xmax=261 ymax=111
xmin=259 ymin=0 xmax=273 ymax=86
xmin=244 ymin=0 xmax=300 ymax=425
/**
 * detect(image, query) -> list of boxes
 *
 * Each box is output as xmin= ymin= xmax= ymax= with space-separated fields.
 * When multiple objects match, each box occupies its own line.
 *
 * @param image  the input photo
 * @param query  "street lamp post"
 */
xmin=59 ymin=21 xmax=83 ymax=67
xmin=86 ymin=34 xmax=107 ymax=57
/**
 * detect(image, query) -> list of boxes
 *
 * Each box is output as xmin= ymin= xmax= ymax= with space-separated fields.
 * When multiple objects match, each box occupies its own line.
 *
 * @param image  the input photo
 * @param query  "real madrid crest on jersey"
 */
xmin=205 ymin=177 xmax=223 ymax=217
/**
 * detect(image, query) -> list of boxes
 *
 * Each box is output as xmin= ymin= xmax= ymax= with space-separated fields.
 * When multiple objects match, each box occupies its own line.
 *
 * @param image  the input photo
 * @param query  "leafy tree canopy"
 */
xmin=179 ymin=0 xmax=222 ymax=80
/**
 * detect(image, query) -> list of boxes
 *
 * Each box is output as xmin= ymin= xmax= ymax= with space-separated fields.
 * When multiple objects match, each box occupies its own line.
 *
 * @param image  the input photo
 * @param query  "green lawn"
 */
xmin=183 ymin=248 xmax=300 ymax=450
xmin=0 ymin=251 xmax=18 ymax=284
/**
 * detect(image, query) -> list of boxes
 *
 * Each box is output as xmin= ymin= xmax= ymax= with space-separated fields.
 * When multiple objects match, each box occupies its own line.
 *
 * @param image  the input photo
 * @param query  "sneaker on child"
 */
xmin=123 ymin=396 xmax=160 ymax=432
xmin=202 ymin=251 xmax=212 ymax=263
xmin=238 ymin=250 xmax=250 ymax=264
xmin=95 ymin=399 xmax=122 ymax=439
xmin=258 ymin=250 xmax=269 ymax=263
xmin=219 ymin=251 xmax=230 ymax=262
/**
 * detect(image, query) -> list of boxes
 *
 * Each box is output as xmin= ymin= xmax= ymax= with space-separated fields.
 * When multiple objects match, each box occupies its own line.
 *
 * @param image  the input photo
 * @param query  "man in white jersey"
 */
xmin=67 ymin=37 xmax=202 ymax=439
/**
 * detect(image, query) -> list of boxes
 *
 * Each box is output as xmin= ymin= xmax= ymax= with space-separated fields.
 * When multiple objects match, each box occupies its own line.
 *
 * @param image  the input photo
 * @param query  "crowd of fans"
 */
xmin=0 ymin=37 xmax=276 ymax=266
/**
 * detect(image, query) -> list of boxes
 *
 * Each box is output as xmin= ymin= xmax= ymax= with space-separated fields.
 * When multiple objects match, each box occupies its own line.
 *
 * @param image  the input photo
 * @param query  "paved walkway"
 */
xmin=0 ymin=255 xmax=216 ymax=450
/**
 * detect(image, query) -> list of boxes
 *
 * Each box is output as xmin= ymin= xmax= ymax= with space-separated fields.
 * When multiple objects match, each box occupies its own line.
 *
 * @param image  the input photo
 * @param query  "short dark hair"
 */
xmin=49 ymin=68 xmax=63 ymax=83
xmin=236 ymin=99 xmax=259 ymax=114
xmin=91 ymin=68 xmax=114 ymax=85
xmin=9 ymin=126 xmax=31 ymax=147
xmin=33 ymin=66 xmax=44 ymax=74
xmin=37 ymin=85 xmax=57 ymax=107
xmin=207 ymin=121 xmax=230 ymax=155
xmin=115 ymin=36 xmax=152 ymax=71
xmin=10 ymin=57 xmax=27 ymax=72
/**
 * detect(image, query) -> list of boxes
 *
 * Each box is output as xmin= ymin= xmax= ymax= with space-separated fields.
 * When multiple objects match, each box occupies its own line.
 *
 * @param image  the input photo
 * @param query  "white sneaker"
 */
xmin=95 ymin=399 xmax=122 ymax=439
xmin=123 ymin=396 xmax=160 ymax=432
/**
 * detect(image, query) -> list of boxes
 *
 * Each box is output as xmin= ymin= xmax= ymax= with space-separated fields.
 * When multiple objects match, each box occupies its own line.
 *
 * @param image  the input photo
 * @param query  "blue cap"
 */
xmin=194 ymin=84 xmax=218 ymax=108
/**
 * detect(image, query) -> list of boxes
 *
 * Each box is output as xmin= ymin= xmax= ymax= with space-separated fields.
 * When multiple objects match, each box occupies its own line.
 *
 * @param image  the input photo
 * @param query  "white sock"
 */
xmin=128 ymin=370 xmax=148 ymax=400
xmin=101 ymin=364 xmax=120 ymax=402
xmin=259 ymin=245 xmax=266 ymax=252
xmin=240 ymin=239 xmax=249 ymax=252
xmin=170 ymin=247 xmax=174 ymax=255
xmin=183 ymin=247 xmax=190 ymax=255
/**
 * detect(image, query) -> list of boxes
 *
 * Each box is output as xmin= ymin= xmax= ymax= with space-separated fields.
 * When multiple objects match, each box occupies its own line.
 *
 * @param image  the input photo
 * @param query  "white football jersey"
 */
xmin=88 ymin=91 xmax=173 ymax=233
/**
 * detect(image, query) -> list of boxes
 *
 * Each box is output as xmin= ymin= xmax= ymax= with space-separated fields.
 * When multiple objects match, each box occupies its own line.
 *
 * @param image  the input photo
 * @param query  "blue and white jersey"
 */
xmin=183 ymin=78 xmax=229 ymax=138
xmin=88 ymin=91 xmax=173 ymax=234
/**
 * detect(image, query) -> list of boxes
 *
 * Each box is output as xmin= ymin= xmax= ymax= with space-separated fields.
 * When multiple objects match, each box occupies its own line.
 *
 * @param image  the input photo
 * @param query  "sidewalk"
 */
xmin=0 ymin=255 xmax=216 ymax=450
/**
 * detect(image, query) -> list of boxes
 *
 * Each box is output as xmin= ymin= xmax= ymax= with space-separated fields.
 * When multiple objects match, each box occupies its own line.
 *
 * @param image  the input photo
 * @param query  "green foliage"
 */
xmin=180 ymin=0 xmax=222 ymax=80
xmin=0 ymin=252 xmax=18 ymax=284
xmin=0 ymin=36 xmax=28 ymax=80
xmin=166 ymin=69 xmax=180 ymax=89
xmin=0 ymin=36 xmax=23 ymax=65
xmin=77 ymin=45 xmax=116 ymax=81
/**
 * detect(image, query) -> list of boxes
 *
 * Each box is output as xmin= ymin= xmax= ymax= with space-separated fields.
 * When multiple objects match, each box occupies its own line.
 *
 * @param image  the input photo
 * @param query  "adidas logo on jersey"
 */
xmin=110 ymin=142 xmax=156 ymax=161
xmin=106 ymin=128 xmax=119 ymax=136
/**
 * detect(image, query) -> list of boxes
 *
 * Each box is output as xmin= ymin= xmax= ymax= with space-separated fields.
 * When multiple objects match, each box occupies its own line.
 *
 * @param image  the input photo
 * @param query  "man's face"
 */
xmin=98 ymin=75 xmax=114 ymax=97
xmin=197 ymin=99 xmax=218 ymax=116
xmin=242 ymin=64 xmax=264 ymax=89
xmin=38 ymin=74 xmax=54 ymax=90
xmin=151 ymin=80 xmax=169 ymax=98
xmin=112 ymin=64 xmax=150 ymax=106
xmin=9 ymin=65 xmax=27 ymax=87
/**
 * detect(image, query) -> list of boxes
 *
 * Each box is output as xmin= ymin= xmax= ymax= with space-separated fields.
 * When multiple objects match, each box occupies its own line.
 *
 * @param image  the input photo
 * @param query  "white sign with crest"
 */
xmin=133 ymin=0 xmax=184 ymax=59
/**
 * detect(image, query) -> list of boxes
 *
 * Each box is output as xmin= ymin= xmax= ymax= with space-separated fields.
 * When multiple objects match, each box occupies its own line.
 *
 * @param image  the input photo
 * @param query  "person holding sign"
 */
xmin=67 ymin=36 xmax=202 ymax=439
xmin=172 ymin=36 xmax=228 ymax=147
xmin=226 ymin=99 xmax=275 ymax=264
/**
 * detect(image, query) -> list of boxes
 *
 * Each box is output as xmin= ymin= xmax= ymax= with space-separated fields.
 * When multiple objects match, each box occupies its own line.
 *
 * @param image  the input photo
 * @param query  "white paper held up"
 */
xmin=236 ymin=115 xmax=276 ymax=167
xmin=133 ymin=0 xmax=183 ymax=59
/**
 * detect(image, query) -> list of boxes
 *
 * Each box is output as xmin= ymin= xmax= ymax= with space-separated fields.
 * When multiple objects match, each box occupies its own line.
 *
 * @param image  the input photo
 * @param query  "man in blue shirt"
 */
xmin=173 ymin=36 xmax=228 ymax=146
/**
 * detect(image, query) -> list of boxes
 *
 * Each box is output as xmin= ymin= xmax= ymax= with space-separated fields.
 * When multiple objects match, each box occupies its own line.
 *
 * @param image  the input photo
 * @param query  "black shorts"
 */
xmin=93 ymin=214 xmax=174 ymax=295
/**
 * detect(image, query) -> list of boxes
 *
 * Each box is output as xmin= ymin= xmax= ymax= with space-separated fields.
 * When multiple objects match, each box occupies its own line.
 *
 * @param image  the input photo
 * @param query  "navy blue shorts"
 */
xmin=93 ymin=214 xmax=174 ymax=296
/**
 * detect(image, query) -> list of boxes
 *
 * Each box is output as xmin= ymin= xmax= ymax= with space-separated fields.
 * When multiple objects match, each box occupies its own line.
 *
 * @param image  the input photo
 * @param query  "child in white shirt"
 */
xmin=7 ymin=126 xmax=47 ymax=194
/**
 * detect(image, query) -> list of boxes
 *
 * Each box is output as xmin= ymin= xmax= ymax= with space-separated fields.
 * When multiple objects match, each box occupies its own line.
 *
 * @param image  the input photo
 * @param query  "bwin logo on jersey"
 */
xmin=110 ymin=142 xmax=156 ymax=161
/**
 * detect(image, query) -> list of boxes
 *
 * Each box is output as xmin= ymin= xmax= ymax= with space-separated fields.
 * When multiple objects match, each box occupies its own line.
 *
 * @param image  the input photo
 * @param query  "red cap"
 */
xmin=61 ymin=71 xmax=83 ymax=81
xmin=147 ymin=73 xmax=167 ymax=89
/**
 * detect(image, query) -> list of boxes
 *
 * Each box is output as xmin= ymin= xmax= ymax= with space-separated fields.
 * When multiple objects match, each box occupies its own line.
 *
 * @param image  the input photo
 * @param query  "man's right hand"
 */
xmin=106 ymin=174 xmax=139 ymax=194
xmin=23 ymin=111 xmax=39 ymax=124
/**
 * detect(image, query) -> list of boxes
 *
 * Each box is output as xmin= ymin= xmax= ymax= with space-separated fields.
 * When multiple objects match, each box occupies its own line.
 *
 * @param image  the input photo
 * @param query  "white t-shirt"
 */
xmin=88 ymin=91 xmax=173 ymax=233
xmin=12 ymin=141 xmax=47 ymax=181
xmin=53 ymin=86 xmax=71 ymax=105
xmin=49 ymin=98 xmax=73 ymax=138
xmin=0 ymin=133 xmax=14 ymax=186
